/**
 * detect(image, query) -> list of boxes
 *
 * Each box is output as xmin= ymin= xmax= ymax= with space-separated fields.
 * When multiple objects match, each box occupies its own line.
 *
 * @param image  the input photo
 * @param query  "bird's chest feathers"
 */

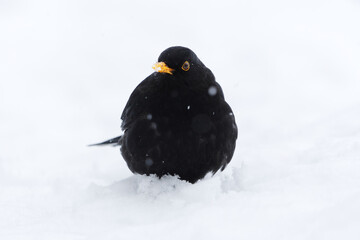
xmin=141 ymin=86 xmax=218 ymax=136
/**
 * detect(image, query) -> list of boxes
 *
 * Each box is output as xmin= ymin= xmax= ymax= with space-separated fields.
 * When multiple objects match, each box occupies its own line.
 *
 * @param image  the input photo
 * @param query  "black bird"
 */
xmin=92 ymin=46 xmax=237 ymax=183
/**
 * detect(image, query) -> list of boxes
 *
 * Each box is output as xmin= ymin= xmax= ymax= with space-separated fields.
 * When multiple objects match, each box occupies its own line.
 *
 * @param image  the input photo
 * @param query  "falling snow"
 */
xmin=145 ymin=158 xmax=153 ymax=166
xmin=1 ymin=1 xmax=360 ymax=240
xmin=208 ymin=86 xmax=217 ymax=96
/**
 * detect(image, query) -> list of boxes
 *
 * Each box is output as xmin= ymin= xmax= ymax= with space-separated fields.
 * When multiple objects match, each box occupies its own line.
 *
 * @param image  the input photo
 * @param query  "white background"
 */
xmin=1 ymin=0 xmax=360 ymax=239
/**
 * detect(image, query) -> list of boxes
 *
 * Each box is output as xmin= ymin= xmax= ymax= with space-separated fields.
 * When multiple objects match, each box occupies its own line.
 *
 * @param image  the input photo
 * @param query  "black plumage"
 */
xmin=92 ymin=46 xmax=237 ymax=183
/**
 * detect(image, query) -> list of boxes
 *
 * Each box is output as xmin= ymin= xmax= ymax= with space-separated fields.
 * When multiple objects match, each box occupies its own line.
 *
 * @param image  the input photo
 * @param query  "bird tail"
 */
xmin=88 ymin=136 xmax=122 ymax=147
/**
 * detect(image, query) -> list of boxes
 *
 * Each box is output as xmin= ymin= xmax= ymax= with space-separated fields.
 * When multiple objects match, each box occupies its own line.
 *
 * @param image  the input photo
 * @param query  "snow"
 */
xmin=1 ymin=0 xmax=360 ymax=239
xmin=208 ymin=86 xmax=217 ymax=96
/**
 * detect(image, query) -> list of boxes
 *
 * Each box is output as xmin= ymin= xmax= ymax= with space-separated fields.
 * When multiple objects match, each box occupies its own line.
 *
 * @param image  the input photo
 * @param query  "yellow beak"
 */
xmin=152 ymin=62 xmax=174 ymax=75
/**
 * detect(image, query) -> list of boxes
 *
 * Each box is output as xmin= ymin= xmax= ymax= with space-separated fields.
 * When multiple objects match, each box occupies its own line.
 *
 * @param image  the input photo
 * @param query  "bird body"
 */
xmin=93 ymin=47 xmax=237 ymax=183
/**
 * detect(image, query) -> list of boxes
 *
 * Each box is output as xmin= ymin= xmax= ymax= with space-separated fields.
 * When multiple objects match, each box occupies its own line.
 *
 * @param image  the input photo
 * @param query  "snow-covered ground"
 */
xmin=1 ymin=0 xmax=360 ymax=239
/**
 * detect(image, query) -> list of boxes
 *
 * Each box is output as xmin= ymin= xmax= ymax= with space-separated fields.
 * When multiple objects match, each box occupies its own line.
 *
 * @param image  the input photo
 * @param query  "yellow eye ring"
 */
xmin=181 ymin=61 xmax=190 ymax=71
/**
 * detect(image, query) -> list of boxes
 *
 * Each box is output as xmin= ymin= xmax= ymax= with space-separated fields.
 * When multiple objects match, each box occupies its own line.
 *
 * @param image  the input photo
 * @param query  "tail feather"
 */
xmin=88 ymin=136 xmax=122 ymax=147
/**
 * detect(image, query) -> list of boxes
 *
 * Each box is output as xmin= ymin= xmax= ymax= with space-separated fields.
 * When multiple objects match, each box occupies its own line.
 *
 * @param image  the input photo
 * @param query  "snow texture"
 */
xmin=1 ymin=0 xmax=360 ymax=239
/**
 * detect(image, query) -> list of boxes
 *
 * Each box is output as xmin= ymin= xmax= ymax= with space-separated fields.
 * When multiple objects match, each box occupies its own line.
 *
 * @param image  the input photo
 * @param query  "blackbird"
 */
xmin=92 ymin=46 xmax=237 ymax=183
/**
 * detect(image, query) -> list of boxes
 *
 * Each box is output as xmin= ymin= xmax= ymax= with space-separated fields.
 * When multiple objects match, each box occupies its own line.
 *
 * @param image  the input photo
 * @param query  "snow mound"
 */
xmin=87 ymin=167 xmax=243 ymax=202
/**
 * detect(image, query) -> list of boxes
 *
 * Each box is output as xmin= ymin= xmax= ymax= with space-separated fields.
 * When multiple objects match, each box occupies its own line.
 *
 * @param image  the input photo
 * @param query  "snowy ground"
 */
xmin=1 ymin=0 xmax=360 ymax=239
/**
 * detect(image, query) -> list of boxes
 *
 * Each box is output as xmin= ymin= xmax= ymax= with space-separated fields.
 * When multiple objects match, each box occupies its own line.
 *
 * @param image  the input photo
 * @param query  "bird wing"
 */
xmin=120 ymin=74 xmax=161 ymax=130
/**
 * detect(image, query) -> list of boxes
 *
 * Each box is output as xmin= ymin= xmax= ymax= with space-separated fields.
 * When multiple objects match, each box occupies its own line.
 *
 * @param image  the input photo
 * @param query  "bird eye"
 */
xmin=181 ymin=61 xmax=190 ymax=71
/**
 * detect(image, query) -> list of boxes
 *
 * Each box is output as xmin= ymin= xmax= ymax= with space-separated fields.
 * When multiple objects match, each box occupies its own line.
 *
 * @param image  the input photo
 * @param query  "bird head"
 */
xmin=152 ymin=46 xmax=205 ymax=76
